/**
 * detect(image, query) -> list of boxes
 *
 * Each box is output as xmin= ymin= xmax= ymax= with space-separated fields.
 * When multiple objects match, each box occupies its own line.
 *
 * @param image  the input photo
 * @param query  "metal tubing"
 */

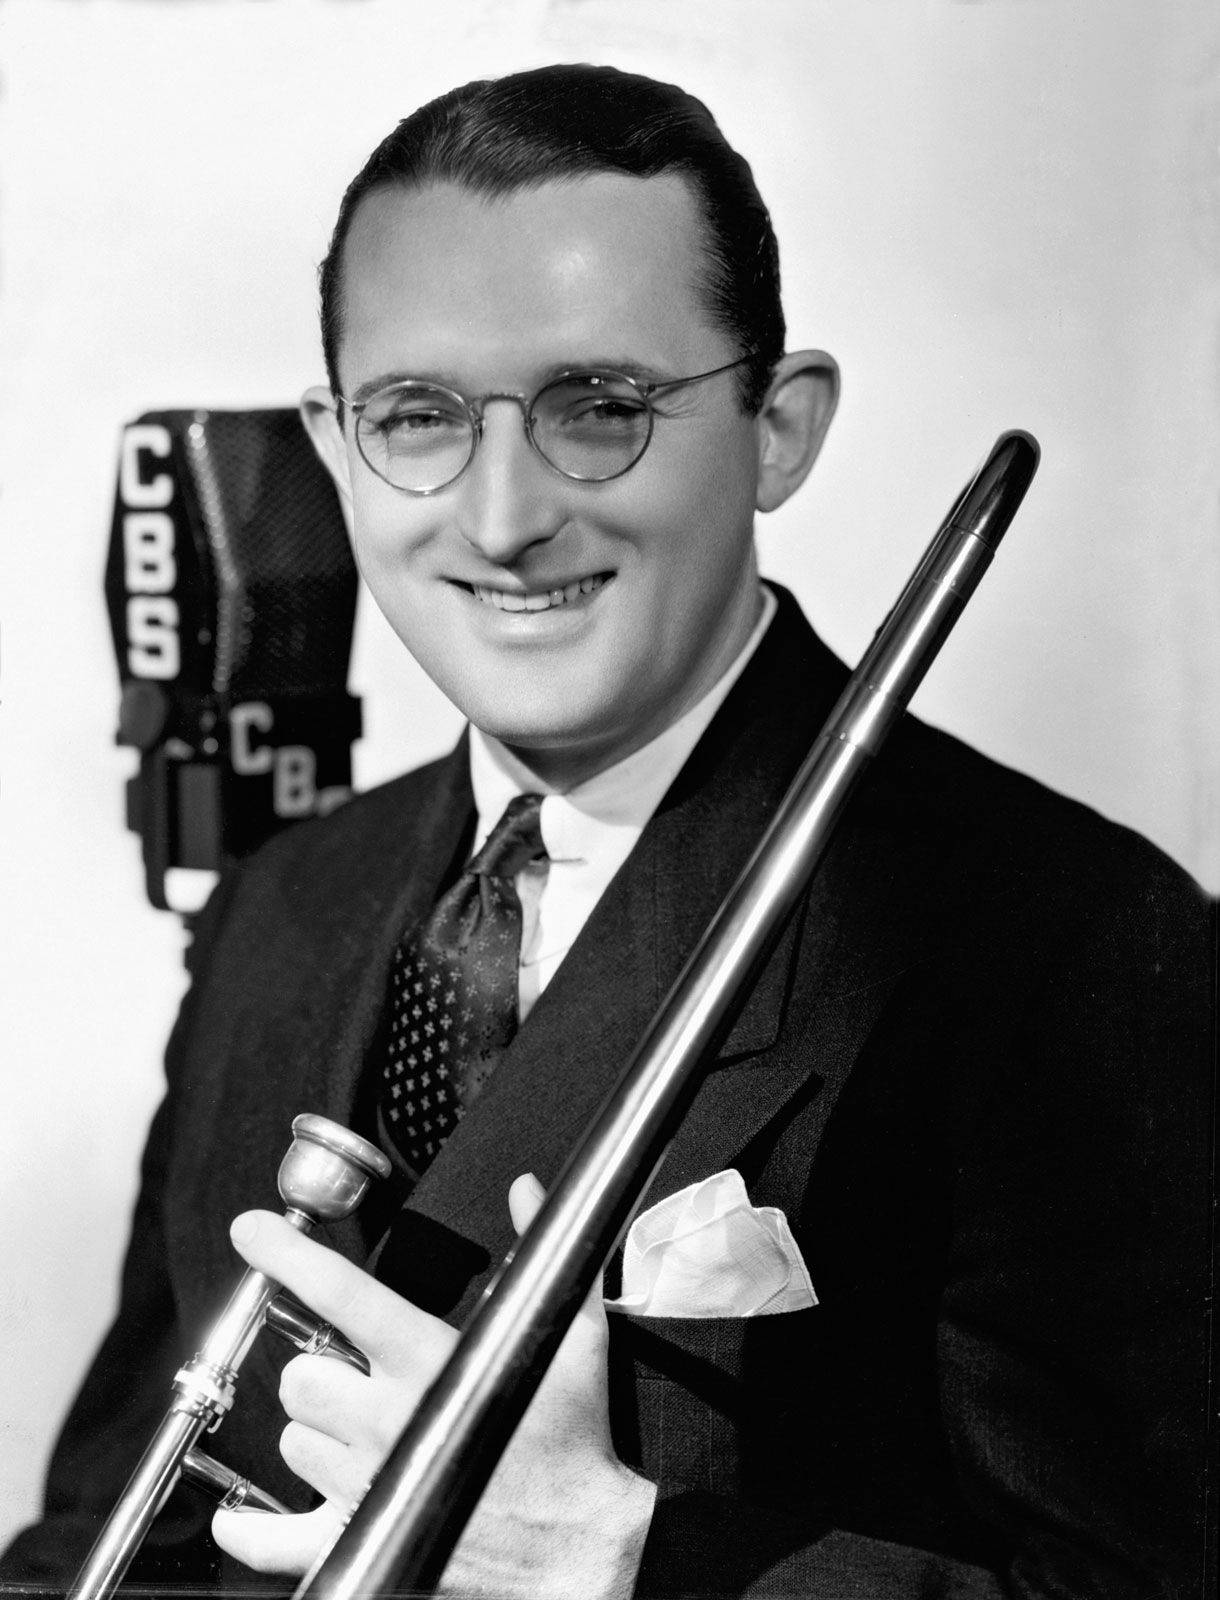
xmin=68 ymin=1262 xmax=293 ymax=1600
xmin=68 ymin=1412 xmax=207 ymax=1600
xmin=266 ymin=1293 xmax=372 ymax=1373
xmin=183 ymin=1449 xmax=292 ymax=1514
xmin=296 ymin=430 xmax=1039 ymax=1600
xmin=69 ymin=1116 xmax=391 ymax=1600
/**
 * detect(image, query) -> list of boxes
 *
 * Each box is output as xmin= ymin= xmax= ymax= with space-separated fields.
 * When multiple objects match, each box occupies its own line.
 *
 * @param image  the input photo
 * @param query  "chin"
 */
xmin=456 ymin=669 xmax=636 ymax=745
xmin=463 ymin=694 xmax=637 ymax=776
xmin=469 ymin=708 xmax=602 ymax=754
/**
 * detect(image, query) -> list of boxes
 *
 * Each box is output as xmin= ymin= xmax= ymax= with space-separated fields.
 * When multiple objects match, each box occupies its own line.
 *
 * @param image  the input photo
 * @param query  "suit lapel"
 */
xmin=644 ymin=850 xmax=907 ymax=1205
xmin=282 ymin=739 xmax=475 ymax=1266
xmin=317 ymin=749 xmax=473 ymax=1109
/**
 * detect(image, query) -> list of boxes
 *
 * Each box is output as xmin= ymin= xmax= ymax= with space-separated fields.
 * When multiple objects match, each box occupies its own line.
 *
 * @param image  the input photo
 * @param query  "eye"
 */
xmin=565 ymin=396 xmax=646 ymax=425
xmin=359 ymin=389 xmax=469 ymax=455
xmin=536 ymin=377 xmax=649 ymax=439
xmin=380 ymin=408 xmax=452 ymax=435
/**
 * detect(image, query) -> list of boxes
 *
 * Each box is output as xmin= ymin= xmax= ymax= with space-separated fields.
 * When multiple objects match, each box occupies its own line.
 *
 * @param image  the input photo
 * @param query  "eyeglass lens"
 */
xmin=355 ymin=374 xmax=653 ymax=492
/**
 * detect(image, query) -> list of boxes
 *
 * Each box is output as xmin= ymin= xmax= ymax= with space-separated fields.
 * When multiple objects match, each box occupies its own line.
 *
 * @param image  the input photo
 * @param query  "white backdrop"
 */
xmin=2 ymin=0 xmax=1217 ymax=1552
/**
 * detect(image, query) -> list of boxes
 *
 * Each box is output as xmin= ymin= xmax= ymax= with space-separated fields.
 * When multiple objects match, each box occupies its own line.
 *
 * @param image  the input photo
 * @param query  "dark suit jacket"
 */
xmin=5 ymin=590 xmax=1213 ymax=1598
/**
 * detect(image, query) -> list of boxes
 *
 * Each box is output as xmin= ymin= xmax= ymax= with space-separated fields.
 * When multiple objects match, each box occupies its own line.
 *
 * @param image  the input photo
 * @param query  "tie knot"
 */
xmin=469 ymin=792 xmax=546 ymax=882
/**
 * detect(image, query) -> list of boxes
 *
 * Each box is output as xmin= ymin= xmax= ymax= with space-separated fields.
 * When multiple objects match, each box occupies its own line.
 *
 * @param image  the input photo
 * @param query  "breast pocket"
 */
xmin=608 ymin=1308 xmax=821 ymax=1500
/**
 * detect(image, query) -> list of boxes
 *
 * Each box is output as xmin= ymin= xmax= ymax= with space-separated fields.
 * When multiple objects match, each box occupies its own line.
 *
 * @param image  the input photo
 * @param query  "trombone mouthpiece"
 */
xmin=951 ymin=430 xmax=1040 ymax=550
xmin=277 ymin=1114 xmax=392 ymax=1223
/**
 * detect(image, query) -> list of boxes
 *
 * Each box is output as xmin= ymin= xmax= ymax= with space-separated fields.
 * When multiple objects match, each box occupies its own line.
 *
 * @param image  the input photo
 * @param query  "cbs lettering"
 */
xmin=230 ymin=703 xmax=347 ymax=820
xmin=120 ymin=424 xmax=180 ymax=680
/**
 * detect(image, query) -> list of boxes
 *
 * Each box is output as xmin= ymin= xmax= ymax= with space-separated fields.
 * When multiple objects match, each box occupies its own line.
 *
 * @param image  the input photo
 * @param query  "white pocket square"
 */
xmin=604 ymin=1168 xmax=817 ymax=1319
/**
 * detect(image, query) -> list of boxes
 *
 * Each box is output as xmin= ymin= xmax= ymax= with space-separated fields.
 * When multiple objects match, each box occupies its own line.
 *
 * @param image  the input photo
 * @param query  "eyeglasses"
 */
xmin=338 ymin=355 xmax=752 ymax=495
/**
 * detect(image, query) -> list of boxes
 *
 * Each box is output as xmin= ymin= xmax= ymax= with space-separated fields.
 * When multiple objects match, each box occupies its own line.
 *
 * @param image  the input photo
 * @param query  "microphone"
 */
xmin=104 ymin=408 xmax=362 ymax=914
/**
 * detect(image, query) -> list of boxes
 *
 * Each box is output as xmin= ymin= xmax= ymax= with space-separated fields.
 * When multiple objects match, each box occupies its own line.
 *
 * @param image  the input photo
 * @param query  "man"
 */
xmin=4 ymin=65 xmax=1212 ymax=1599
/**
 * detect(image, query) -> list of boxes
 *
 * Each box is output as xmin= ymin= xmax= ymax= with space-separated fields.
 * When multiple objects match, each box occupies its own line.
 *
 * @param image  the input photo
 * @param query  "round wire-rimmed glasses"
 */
xmin=338 ymin=354 xmax=753 ymax=495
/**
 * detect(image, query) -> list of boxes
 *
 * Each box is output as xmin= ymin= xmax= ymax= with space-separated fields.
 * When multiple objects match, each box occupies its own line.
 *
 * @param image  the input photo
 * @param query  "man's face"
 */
xmin=324 ymin=173 xmax=766 ymax=786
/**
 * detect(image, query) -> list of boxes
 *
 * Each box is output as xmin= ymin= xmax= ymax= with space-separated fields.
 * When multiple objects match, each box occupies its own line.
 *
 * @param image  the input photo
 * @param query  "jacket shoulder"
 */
xmin=254 ymin=751 xmax=462 ymax=876
xmin=883 ymin=712 xmax=1209 ymax=919
xmin=184 ymin=748 xmax=469 ymax=979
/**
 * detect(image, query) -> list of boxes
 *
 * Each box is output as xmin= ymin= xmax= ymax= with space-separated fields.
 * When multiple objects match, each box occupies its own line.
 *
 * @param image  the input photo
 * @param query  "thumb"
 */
xmin=508 ymin=1171 xmax=546 ymax=1234
xmin=506 ymin=1173 xmax=607 ymax=1337
xmin=212 ymin=1502 xmax=338 ymax=1576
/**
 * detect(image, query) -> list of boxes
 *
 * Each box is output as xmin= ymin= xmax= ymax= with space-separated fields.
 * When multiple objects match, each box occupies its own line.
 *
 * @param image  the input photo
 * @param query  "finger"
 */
xmin=280 ymin=1354 xmax=365 ymax=1443
xmin=279 ymin=1354 xmax=418 ymax=1452
xmin=212 ymin=1500 xmax=338 ymax=1576
xmin=279 ymin=1419 xmax=368 ymax=1507
xmin=230 ymin=1211 xmax=453 ymax=1372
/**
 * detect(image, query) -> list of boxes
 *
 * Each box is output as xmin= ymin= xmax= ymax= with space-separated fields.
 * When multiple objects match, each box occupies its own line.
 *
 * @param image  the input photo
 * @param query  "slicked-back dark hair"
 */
xmin=318 ymin=64 xmax=785 ymax=413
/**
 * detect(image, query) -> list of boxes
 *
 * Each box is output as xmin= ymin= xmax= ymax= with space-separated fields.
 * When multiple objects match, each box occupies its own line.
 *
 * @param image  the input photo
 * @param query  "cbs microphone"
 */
xmin=104 ymin=409 xmax=362 ymax=913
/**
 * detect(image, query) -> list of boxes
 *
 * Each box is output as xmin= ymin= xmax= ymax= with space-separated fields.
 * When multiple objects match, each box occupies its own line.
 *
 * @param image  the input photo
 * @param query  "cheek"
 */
xmin=699 ymin=423 xmax=761 ymax=519
xmin=348 ymin=482 xmax=410 ymax=565
xmin=346 ymin=482 xmax=438 ymax=597
xmin=345 ymin=500 xmax=455 ymax=672
xmin=620 ymin=430 xmax=758 ymax=575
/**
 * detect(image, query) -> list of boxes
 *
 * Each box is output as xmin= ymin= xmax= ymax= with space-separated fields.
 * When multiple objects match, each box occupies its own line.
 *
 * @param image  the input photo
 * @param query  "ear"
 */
xmin=300 ymin=385 xmax=354 ymax=509
xmin=754 ymin=351 xmax=840 ymax=514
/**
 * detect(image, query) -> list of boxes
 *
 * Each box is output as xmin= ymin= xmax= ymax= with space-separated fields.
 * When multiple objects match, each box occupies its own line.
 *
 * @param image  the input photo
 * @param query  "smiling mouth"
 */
xmin=467 ymin=574 xmax=612 ymax=613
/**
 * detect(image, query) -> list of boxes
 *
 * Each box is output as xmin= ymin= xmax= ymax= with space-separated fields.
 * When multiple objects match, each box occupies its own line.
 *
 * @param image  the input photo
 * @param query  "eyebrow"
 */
xmin=346 ymin=356 xmax=673 ymax=406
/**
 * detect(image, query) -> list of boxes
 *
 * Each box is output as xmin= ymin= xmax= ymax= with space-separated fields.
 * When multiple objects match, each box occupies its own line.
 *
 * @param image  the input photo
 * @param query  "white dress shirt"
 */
xmin=468 ymin=585 xmax=777 ymax=1021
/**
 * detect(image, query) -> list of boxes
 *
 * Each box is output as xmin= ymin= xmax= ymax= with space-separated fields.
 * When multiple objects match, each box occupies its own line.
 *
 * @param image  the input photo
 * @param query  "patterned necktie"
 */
xmin=380 ymin=793 xmax=547 ymax=1179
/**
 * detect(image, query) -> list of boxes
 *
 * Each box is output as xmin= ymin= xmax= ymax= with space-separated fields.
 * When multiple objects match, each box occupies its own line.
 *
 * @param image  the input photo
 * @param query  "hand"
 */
xmin=212 ymin=1174 xmax=656 ymax=1600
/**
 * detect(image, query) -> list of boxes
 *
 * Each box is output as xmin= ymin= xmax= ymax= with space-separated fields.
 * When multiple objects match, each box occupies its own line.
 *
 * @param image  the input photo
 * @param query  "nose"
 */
xmin=455 ymin=397 xmax=567 ymax=564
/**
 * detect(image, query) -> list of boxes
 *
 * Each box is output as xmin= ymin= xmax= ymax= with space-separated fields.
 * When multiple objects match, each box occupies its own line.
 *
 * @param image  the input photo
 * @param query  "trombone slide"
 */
xmin=296 ymin=430 xmax=1041 ymax=1600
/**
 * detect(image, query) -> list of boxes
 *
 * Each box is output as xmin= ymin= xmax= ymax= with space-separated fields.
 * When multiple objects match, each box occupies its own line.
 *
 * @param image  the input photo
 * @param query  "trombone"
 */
xmin=70 ymin=430 xmax=1039 ymax=1600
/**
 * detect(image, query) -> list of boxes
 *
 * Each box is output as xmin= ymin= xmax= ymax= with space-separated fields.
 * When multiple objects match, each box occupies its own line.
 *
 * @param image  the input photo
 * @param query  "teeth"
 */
xmin=472 ymin=575 xmax=607 ymax=612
